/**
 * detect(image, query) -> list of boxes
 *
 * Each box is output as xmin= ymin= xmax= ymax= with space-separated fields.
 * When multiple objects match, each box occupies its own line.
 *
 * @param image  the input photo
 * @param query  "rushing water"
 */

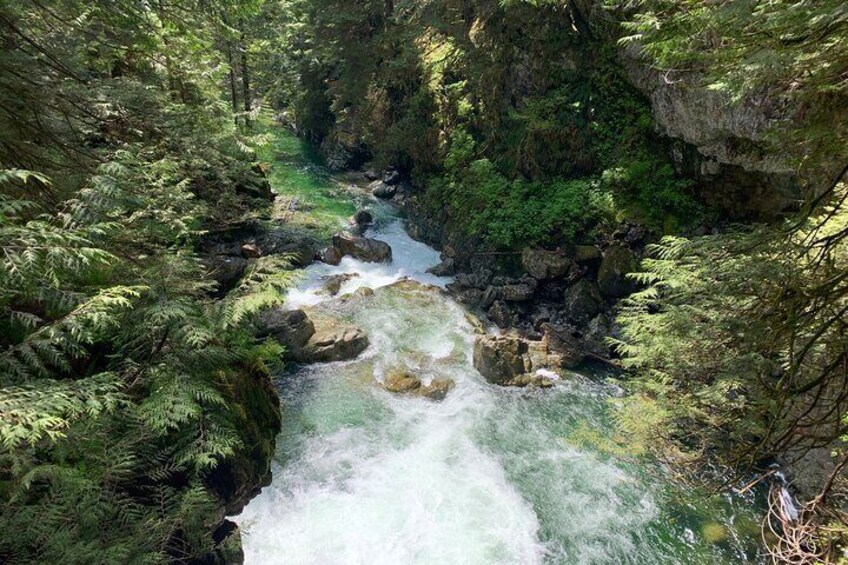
xmin=235 ymin=131 xmax=764 ymax=564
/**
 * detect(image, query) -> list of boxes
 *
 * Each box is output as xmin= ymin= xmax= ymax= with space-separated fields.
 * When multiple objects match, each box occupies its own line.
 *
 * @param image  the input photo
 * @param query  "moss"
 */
xmin=206 ymin=361 xmax=281 ymax=515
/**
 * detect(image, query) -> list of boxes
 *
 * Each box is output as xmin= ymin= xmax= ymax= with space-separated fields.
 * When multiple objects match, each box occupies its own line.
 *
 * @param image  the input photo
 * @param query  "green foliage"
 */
xmin=601 ymin=157 xmax=700 ymax=231
xmin=0 ymin=2 xmax=290 ymax=561
xmin=614 ymin=191 xmax=848 ymax=476
xmin=609 ymin=0 xmax=848 ymax=169
xmin=429 ymin=132 xmax=615 ymax=248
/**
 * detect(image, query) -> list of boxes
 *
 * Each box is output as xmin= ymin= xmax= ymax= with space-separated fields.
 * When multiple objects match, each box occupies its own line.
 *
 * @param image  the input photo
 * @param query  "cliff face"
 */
xmin=571 ymin=0 xmax=846 ymax=215
xmin=311 ymin=1 xmax=845 ymax=221
xmin=195 ymin=364 xmax=282 ymax=565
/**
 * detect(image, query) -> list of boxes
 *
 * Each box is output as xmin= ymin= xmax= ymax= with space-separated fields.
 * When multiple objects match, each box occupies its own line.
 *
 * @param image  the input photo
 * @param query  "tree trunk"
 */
xmin=240 ymin=22 xmax=251 ymax=127
xmin=226 ymin=41 xmax=239 ymax=125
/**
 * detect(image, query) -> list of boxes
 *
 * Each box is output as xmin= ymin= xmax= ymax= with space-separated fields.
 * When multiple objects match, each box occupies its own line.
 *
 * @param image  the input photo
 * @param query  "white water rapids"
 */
xmin=234 ymin=204 xmax=762 ymax=564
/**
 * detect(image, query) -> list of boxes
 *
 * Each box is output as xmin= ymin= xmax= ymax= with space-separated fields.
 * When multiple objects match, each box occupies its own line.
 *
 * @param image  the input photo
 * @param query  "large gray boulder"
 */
xmin=521 ymin=249 xmax=572 ymax=280
xmin=258 ymin=308 xmax=369 ymax=364
xmin=473 ymin=334 xmax=527 ymax=386
xmin=332 ymin=233 xmax=392 ymax=263
xmin=296 ymin=326 xmax=369 ymax=363
xmin=370 ymin=180 xmax=397 ymax=199
xmin=203 ymin=255 xmax=249 ymax=293
xmin=597 ymin=246 xmax=639 ymax=298
xmin=256 ymin=308 xmax=315 ymax=351
xmin=563 ymin=279 xmax=604 ymax=324
xmin=318 ymin=246 xmax=343 ymax=266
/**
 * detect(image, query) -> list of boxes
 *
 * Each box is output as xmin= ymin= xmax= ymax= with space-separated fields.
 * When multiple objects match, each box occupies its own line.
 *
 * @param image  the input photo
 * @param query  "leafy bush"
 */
xmin=432 ymin=135 xmax=614 ymax=248
xmin=602 ymin=156 xmax=701 ymax=232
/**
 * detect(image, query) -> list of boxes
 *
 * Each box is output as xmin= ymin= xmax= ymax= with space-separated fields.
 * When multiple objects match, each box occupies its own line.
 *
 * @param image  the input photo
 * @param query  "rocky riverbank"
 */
xmin=344 ymin=169 xmax=644 ymax=375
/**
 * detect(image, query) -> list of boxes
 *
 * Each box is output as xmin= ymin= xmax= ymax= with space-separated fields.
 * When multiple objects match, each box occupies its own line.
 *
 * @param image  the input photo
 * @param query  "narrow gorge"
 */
xmin=1 ymin=1 xmax=846 ymax=564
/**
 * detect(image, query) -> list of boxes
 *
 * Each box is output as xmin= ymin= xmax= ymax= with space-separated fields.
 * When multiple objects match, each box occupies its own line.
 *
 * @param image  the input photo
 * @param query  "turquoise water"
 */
xmin=235 ymin=131 xmax=764 ymax=564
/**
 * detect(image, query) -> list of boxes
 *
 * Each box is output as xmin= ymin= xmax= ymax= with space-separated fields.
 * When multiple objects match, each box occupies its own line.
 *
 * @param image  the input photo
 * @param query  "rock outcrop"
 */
xmin=597 ymin=245 xmax=639 ymax=298
xmin=472 ymin=330 xmax=571 ymax=388
xmin=298 ymin=326 xmax=370 ymax=363
xmin=257 ymin=307 xmax=369 ymax=364
xmin=521 ymin=249 xmax=572 ymax=280
xmin=332 ymin=233 xmax=393 ymax=263
xmin=380 ymin=369 xmax=455 ymax=401
xmin=370 ymin=180 xmax=397 ymax=199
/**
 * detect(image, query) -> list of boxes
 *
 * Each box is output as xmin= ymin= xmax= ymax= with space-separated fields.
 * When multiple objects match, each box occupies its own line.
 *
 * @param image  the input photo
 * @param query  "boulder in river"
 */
xmin=256 ymin=308 xmax=315 ymax=351
xmin=332 ymin=233 xmax=392 ymax=263
xmin=381 ymin=370 xmax=455 ymax=401
xmin=370 ymin=180 xmax=397 ymax=199
xmin=419 ymin=378 xmax=455 ymax=401
xmin=354 ymin=209 xmax=373 ymax=228
xmin=473 ymin=334 xmax=527 ymax=386
xmin=473 ymin=330 xmax=572 ymax=386
xmin=382 ymin=370 xmax=422 ymax=393
xmin=597 ymin=245 xmax=639 ymax=297
xmin=322 ymin=273 xmax=360 ymax=296
xmin=318 ymin=246 xmax=343 ymax=266
xmin=258 ymin=308 xmax=369 ymax=364
xmin=296 ymin=326 xmax=370 ymax=363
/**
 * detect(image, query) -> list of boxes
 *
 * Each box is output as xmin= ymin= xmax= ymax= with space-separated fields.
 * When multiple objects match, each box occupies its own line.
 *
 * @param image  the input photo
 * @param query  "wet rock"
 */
xmin=426 ymin=257 xmax=456 ymax=277
xmin=474 ymin=332 xmax=567 ymax=387
xmin=453 ymin=269 xmax=493 ymax=290
xmin=382 ymin=169 xmax=401 ymax=185
xmin=419 ymin=378 xmax=455 ymax=401
xmin=499 ymin=282 xmax=536 ymax=302
xmin=574 ymin=245 xmax=602 ymax=265
xmin=332 ymin=233 xmax=392 ymax=263
xmin=355 ymin=286 xmax=375 ymax=297
xmin=464 ymin=312 xmax=486 ymax=334
xmin=256 ymin=308 xmax=315 ymax=350
xmin=473 ymin=334 xmax=527 ymax=386
xmin=370 ymin=180 xmax=397 ymax=199
xmin=318 ymin=246 xmax=343 ymax=266
xmin=506 ymin=373 xmax=556 ymax=389
xmin=563 ymin=279 xmax=604 ymax=324
xmin=598 ymin=245 xmax=639 ymax=298
xmin=296 ymin=326 xmax=369 ymax=363
xmin=453 ymin=288 xmax=485 ymax=306
xmin=521 ymin=248 xmax=572 ymax=280
xmin=541 ymin=323 xmax=585 ymax=368
xmin=203 ymin=255 xmax=249 ymax=293
xmin=322 ymin=273 xmax=360 ymax=296
xmin=241 ymin=243 xmax=261 ymax=259
xmin=364 ymin=169 xmax=380 ymax=181
xmin=382 ymin=370 xmax=422 ymax=393
xmin=354 ymin=209 xmax=373 ymax=228
xmin=488 ymin=300 xmax=518 ymax=329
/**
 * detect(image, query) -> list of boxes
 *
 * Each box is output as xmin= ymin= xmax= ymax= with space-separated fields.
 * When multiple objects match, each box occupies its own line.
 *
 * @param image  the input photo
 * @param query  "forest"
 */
xmin=1 ymin=0 xmax=847 ymax=564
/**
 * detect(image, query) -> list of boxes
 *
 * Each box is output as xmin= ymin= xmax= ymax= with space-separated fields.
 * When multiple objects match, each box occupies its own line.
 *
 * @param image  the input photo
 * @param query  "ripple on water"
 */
xmin=235 ymin=214 xmax=763 ymax=565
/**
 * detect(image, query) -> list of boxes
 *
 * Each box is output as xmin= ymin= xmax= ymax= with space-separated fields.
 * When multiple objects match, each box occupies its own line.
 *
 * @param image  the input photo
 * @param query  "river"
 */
xmin=234 ymin=130 xmax=764 ymax=564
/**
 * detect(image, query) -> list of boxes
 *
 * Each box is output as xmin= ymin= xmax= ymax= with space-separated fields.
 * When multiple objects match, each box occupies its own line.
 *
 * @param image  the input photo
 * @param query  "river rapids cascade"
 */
xmin=234 ymin=192 xmax=763 ymax=564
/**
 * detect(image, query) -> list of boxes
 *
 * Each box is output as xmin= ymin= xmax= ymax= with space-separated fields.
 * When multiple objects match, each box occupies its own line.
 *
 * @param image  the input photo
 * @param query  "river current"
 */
xmin=234 ymin=137 xmax=763 ymax=564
